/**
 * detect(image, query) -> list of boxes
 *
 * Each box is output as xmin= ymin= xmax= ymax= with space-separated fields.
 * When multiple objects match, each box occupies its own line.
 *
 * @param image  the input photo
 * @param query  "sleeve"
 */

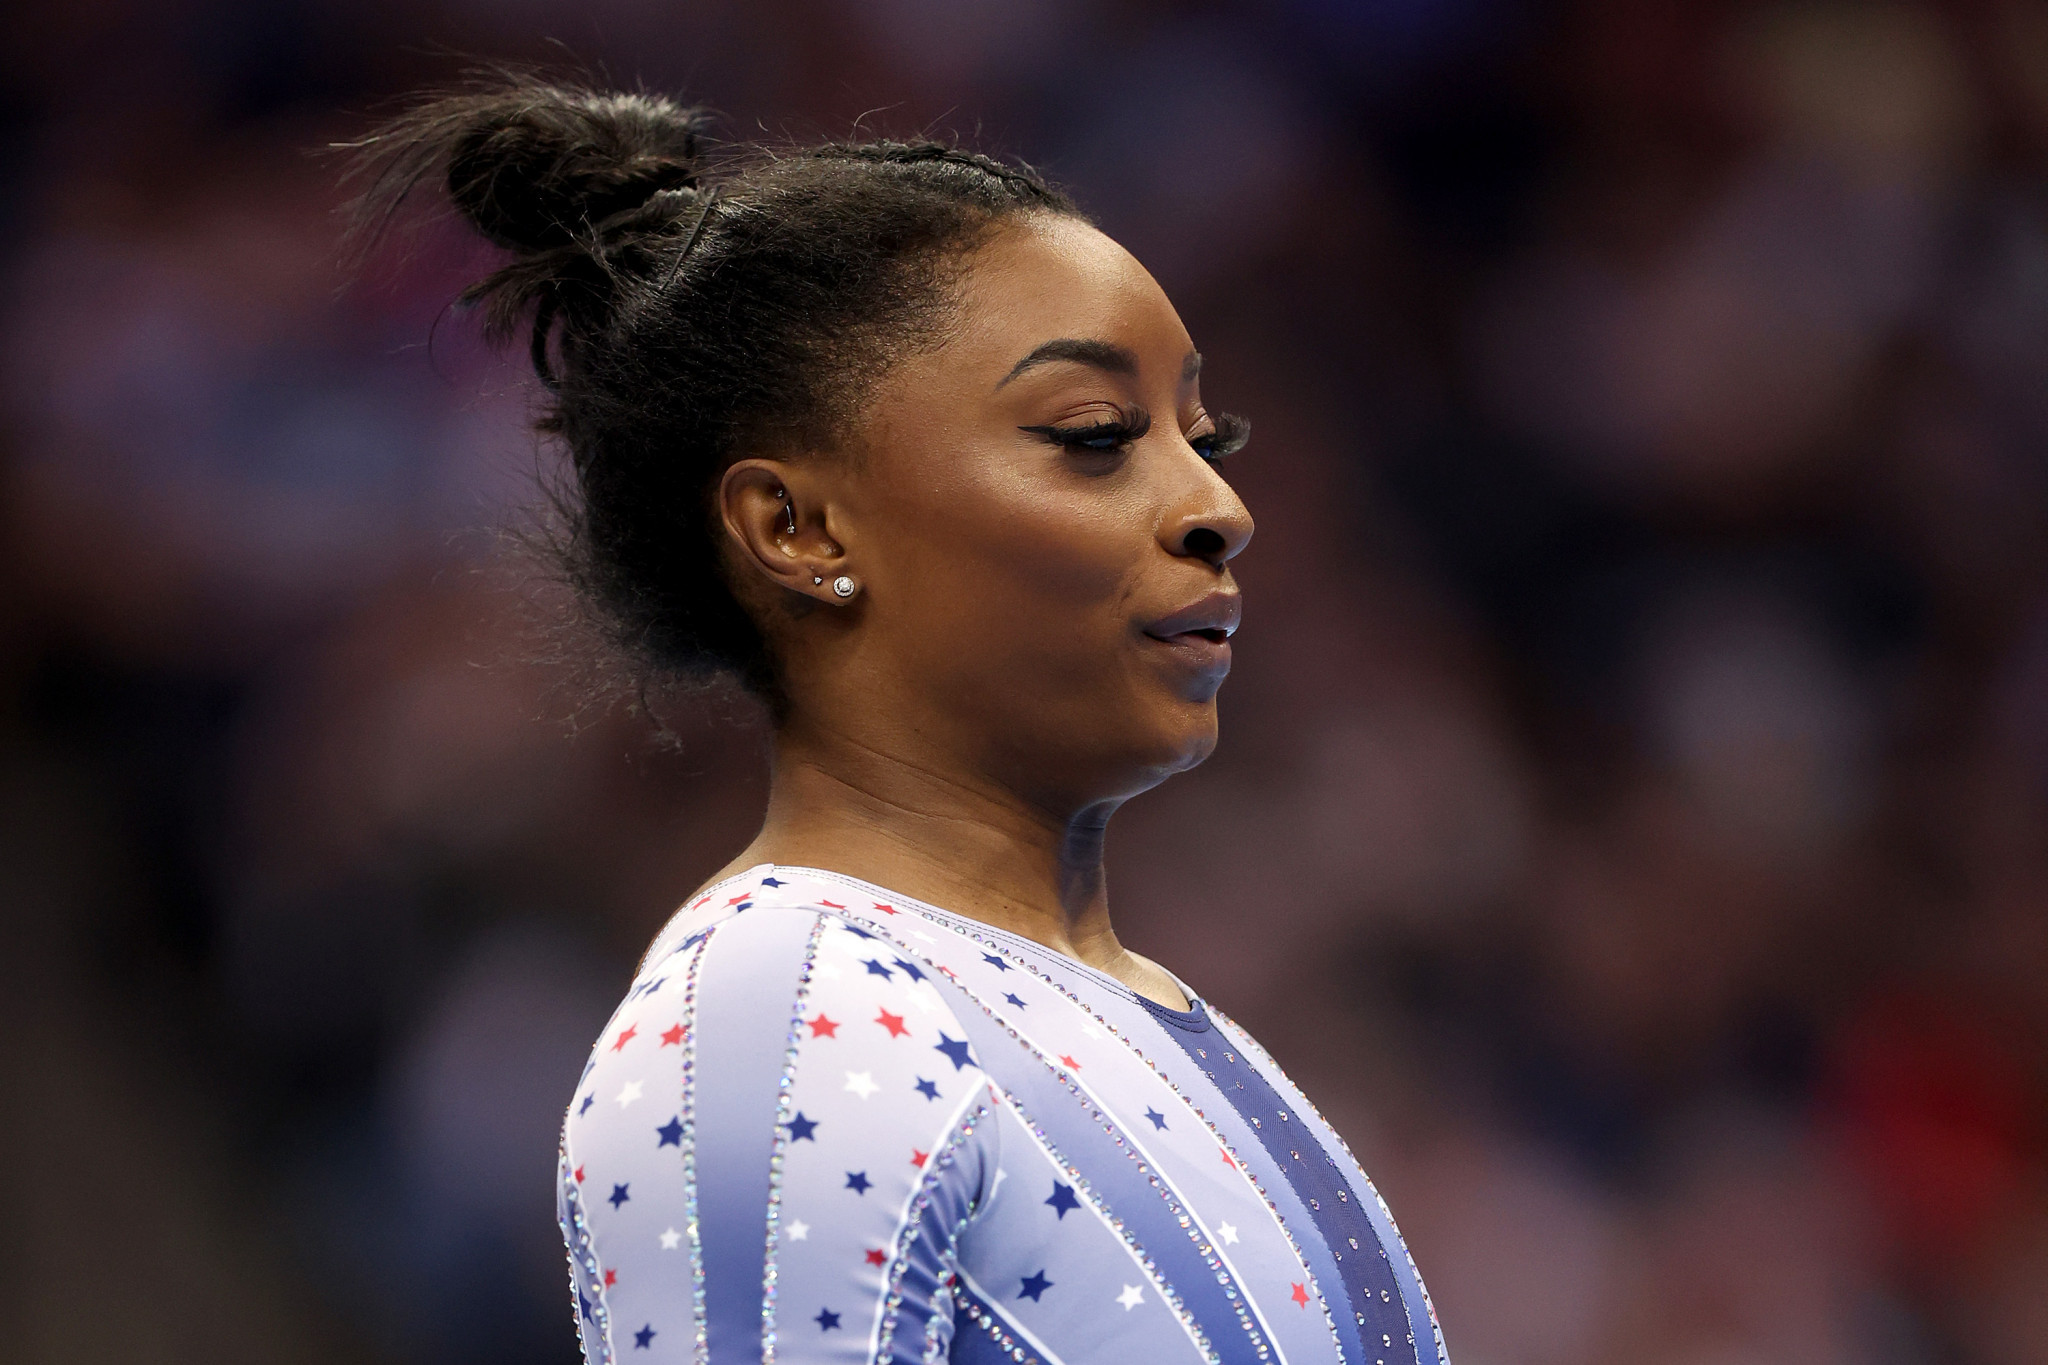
xmin=559 ymin=906 xmax=1000 ymax=1365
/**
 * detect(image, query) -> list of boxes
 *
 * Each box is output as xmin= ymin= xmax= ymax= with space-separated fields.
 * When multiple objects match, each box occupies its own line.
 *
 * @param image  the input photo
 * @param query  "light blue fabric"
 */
xmin=560 ymin=865 xmax=1449 ymax=1365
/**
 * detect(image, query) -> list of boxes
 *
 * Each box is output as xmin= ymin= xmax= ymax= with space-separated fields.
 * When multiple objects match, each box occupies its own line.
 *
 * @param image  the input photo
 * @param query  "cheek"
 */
xmin=883 ymin=473 xmax=1146 ymax=676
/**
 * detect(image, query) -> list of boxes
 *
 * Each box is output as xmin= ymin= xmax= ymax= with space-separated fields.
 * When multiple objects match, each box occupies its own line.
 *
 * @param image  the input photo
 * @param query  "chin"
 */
xmin=1137 ymin=700 xmax=1221 ymax=781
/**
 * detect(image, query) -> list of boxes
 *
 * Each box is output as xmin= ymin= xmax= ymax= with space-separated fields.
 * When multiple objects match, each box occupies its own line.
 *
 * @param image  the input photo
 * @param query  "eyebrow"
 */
xmin=996 ymin=339 xmax=1206 ymax=391
xmin=997 ymin=338 xmax=1138 ymax=388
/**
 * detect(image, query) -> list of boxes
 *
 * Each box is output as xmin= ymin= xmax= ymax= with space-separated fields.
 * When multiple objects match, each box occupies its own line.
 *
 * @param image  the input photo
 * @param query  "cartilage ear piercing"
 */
xmin=781 ymin=493 xmax=797 ymax=536
xmin=832 ymin=575 xmax=857 ymax=599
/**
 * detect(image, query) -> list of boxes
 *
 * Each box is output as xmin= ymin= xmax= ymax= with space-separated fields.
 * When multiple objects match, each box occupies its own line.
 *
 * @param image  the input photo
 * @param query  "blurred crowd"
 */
xmin=1 ymin=2 xmax=2044 ymax=1364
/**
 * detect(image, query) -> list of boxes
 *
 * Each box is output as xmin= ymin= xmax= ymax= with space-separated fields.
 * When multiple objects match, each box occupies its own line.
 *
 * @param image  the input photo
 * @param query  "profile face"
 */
xmin=834 ymin=215 xmax=1254 ymax=806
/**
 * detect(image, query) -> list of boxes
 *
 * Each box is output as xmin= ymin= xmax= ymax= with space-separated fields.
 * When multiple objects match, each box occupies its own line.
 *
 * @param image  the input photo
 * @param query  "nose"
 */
xmin=1160 ymin=470 xmax=1253 ymax=568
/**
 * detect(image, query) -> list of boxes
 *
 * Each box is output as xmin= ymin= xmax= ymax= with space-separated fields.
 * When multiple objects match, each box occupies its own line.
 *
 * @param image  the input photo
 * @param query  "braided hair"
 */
xmin=347 ymin=75 xmax=1080 ymax=705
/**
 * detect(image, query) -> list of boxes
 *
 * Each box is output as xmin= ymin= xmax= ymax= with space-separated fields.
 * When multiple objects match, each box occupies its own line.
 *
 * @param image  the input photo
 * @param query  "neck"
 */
xmin=711 ymin=715 xmax=1184 ymax=1006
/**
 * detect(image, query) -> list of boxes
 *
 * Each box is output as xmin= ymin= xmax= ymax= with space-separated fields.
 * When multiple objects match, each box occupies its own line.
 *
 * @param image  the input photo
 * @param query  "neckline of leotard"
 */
xmin=715 ymin=862 xmax=1211 ymax=1028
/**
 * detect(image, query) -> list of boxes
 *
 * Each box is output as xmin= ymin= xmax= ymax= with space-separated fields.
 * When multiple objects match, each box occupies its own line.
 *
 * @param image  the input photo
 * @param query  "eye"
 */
xmin=1188 ymin=412 xmax=1250 ymax=464
xmin=1019 ymin=407 xmax=1153 ymax=455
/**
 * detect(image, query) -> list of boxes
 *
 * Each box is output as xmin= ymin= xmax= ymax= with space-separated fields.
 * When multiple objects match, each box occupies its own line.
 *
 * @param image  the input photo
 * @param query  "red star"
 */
xmin=605 ymin=1269 xmax=618 ymax=1287
xmin=660 ymin=1023 xmax=686 ymax=1047
xmin=808 ymin=1014 xmax=840 ymax=1039
xmin=610 ymin=1024 xmax=638 ymax=1052
xmin=1221 ymin=1149 xmax=1236 ymax=1168
xmin=1059 ymin=1054 xmax=1081 ymax=1070
xmin=690 ymin=894 xmax=711 ymax=910
xmin=875 ymin=1009 xmax=908 ymax=1038
xmin=819 ymin=899 xmax=845 ymax=909
xmin=873 ymin=902 xmax=899 ymax=915
xmin=726 ymin=893 xmax=750 ymax=905
xmin=911 ymin=1149 xmax=928 ymax=1167
xmin=864 ymin=1249 xmax=887 ymax=1267
xmin=1290 ymin=1282 xmax=1309 ymax=1307
xmin=573 ymin=1166 xmax=584 ymax=1183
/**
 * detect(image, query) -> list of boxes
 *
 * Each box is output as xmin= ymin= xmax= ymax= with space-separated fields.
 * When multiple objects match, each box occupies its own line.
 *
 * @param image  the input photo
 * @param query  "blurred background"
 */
xmin=2 ymin=1 xmax=2045 ymax=1363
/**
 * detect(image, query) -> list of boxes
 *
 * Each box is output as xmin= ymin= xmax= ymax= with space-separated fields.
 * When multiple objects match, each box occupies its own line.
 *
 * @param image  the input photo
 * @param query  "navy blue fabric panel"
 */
xmin=1146 ymin=1000 xmax=1422 ymax=1365
xmin=1126 ymin=999 xmax=1368 ymax=1365
xmin=947 ymin=1278 xmax=1039 ymax=1365
xmin=689 ymin=907 xmax=818 ymax=1361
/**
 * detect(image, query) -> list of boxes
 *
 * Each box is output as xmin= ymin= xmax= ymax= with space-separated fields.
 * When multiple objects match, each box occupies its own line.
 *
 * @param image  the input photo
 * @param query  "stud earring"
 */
xmin=812 ymin=574 xmax=823 ymax=585
xmin=832 ymin=575 xmax=857 ymax=599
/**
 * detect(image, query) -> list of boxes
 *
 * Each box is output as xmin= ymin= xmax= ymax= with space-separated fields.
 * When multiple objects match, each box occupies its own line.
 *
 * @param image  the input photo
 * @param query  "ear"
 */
xmin=717 ymin=458 xmax=854 ymax=604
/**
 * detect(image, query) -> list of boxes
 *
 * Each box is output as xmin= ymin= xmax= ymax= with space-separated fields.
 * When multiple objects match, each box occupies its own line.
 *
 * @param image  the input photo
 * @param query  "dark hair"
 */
xmin=346 ymin=74 xmax=1079 ymax=706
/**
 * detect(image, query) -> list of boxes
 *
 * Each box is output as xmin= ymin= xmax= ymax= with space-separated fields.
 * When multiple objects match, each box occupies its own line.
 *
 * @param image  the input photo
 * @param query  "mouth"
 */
xmin=1141 ymin=592 xmax=1241 ymax=677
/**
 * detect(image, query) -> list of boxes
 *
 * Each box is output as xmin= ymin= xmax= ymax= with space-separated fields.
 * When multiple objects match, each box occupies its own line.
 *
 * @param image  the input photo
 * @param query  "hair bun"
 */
xmin=438 ymin=84 xmax=711 ymax=252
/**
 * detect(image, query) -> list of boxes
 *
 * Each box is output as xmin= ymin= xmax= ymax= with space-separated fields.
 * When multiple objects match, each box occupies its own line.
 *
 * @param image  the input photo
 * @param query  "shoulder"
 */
xmin=630 ymin=879 xmax=979 ymax=1037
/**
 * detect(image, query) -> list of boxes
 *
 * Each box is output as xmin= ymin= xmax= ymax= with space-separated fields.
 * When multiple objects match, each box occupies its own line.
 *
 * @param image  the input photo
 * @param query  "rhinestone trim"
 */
xmin=559 ymin=1146 xmax=613 ymax=1365
xmin=760 ymin=915 xmax=826 ymax=1364
xmin=875 ymin=1099 xmax=991 ymax=1359
xmin=677 ymin=927 xmax=717 ymax=1363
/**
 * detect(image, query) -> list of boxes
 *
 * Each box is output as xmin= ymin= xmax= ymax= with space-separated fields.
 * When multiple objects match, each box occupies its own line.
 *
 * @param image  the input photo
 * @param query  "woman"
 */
xmin=357 ymin=77 xmax=1447 ymax=1365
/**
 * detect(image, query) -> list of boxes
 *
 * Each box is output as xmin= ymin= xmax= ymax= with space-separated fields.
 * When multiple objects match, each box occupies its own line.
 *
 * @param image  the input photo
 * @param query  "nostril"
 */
xmin=1182 ymin=527 xmax=1226 ymax=559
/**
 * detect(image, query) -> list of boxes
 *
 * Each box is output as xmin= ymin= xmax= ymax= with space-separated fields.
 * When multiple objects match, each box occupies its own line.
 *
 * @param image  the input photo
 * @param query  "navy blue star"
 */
xmin=815 ymin=1308 xmax=841 ymax=1331
xmin=892 ymin=957 xmax=926 ymax=982
xmin=681 ymin=931 xmax=709 ymax=951
xmin=934 ymin=1034 xmax=974 ymax=1071
xmin=1045 ymin=1181 xmax=1080 ymax=1219
xmin=982 ymin=952 xmax=1012 ymax=972
xmin=578 ymin=1290 xmax=594 ymax=1322
xmin=913 ymin=1077 xmax=941 ymax=1102
xmin=787 ymin=1112 xmax=819 ymax=1141
xmin=1144 ymin=1107 xmax=1169 ymax=1131
xmin=761 ymin=876 xmax=784 ymax=887
xmin=633 ymin=1324 xmax=656 ymax=1349
xmin=609 ymin=1182 xmax=631 ymax=1208
xmin=578 ymin=1094 xmax=594 ymax=1116
xmin=733 ymin=900 xmax=753 ymax=911
xmin=844 ymin=1170 xmax=872 ymax=1195
xmin=862 ymin=958 xmax=894 ymax=981
xmin=656 ymin=1116 xmax=684 ymax=1147
xmin=844 ymin=924 xmax=874 ymax=940
xmin=1003 ymin=992 xmax=1027 ymax=1009
xmin=1018 ymin=1269 xmax=1053 ymax=1301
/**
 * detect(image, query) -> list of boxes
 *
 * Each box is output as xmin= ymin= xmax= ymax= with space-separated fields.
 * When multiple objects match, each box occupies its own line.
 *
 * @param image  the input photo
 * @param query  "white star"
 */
xmin=616 ymin=1079 xmax=644 ymax=1107
xmin=911 ymin=930 xmax=937 ymax=943
xmin=1217 ymin=1222 xmax=1240 ymax=1245
xmin=907 ymin=987 xmax=941 ymax=1015
xmin=844 ymin=1070 xmax=879 ymax=1100
xmin=1079 ymin=1022 xmax=1103 ymax=1039
xmin=1117 ymin=1285 xmax=1144 ymax=1311
xmin=659 ymin=1227 xmax=681 ymax=1250
xmin=814 ymin=961 xmax=844 ymax=980
xmin=787 ymin=1219 xmax=810 ymax=1241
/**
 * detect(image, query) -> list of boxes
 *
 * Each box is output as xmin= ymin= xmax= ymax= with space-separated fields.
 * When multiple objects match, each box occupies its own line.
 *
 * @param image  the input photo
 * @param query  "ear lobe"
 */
xmin=717 ymin=458 xmax=849 ymax=601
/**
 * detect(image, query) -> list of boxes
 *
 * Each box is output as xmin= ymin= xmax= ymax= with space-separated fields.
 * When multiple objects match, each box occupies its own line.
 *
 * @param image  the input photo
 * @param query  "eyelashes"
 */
xmin=1019 ymin=407 xmax=1249 ymax=464
xmin=1019 ymin=409 xmax=1152 ymax=453
xmin=1193 ymin=411 xmax=1250 ymax=463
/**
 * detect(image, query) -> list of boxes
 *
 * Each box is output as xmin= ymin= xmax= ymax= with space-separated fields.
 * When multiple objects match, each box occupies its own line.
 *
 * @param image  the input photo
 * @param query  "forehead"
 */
xmin=943 ymin=216 xmax=1191 ymax=380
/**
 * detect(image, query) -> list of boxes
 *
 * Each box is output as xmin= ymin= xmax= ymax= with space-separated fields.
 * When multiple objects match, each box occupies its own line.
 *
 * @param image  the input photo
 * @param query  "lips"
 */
xmin=1146 ymin=593 xmax=1236 ymax=667
xmin=1143 ymin=591 xmax=1242 ymax=645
